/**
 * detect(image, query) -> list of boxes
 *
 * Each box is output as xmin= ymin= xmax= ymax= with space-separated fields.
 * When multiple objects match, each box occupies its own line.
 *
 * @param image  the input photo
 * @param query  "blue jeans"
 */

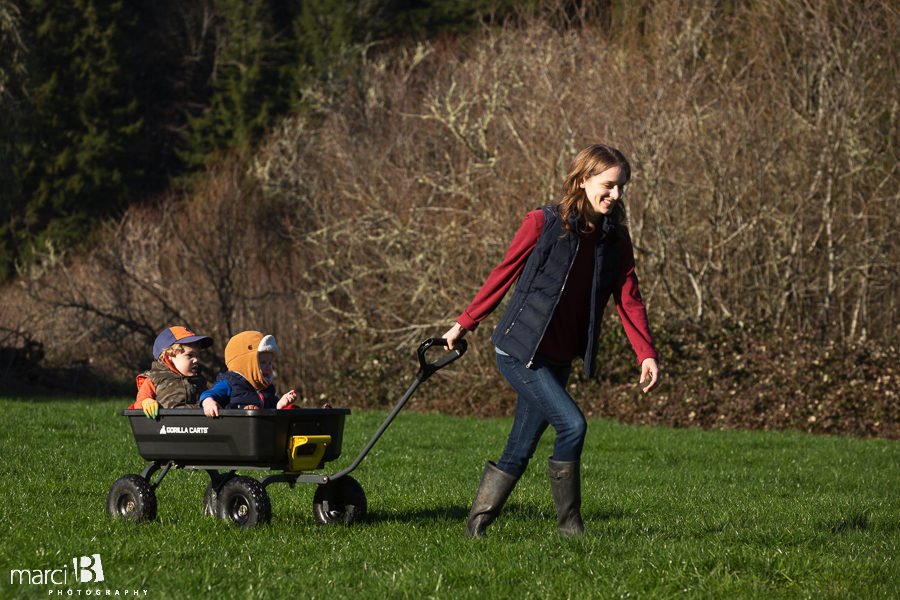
xmin=494 ymin=351 xmax=587 ymax=478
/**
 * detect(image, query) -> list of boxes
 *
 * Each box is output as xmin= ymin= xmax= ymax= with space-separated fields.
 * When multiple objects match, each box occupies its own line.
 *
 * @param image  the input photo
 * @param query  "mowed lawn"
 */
xmin=1 ymin=397 xmax=897 ymax=599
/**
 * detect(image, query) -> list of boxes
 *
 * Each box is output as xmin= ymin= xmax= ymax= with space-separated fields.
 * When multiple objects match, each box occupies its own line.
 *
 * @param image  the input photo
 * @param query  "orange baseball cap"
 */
xmin=152 ymin=326 xmax=212 ymax=359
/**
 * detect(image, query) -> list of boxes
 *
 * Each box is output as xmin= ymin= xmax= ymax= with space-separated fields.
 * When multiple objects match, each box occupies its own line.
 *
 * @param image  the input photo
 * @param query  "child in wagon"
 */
xmin=130 ymin=326 xmax=213 ymax=419
xmin=199 ymin=330 xmax=297 ymax=417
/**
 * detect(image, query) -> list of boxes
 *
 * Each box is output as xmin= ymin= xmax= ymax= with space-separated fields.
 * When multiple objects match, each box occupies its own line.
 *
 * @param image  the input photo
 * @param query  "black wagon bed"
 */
xmin=123 ymin=407 xmax=350 ymax=470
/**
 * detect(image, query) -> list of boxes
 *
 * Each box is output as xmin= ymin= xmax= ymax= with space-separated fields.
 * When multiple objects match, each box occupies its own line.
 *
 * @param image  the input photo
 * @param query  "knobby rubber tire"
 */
xmin=216 ymin=476 xmax=271 ymax=527
xmin=106 ymin=474 xmax=157 ymax=523
xmin=313 ymin=476 xmax=367 ymax=525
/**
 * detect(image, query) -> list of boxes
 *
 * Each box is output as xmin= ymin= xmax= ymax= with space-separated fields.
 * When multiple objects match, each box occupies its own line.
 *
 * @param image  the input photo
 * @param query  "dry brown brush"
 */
xmin=3 ymin=0 xmax=898 ymax=437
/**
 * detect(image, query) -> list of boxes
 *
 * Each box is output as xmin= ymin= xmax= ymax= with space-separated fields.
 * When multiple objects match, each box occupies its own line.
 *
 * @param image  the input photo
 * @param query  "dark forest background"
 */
xmin=1 ymin=0 xmax=897 ymax=439
xmin=1 ymin=0 xmax=551 ymax=282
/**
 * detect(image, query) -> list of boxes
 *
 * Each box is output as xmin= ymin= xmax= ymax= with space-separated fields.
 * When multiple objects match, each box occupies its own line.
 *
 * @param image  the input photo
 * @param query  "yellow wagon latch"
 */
xmin=287 ymin=435 xmax=331 ymax=472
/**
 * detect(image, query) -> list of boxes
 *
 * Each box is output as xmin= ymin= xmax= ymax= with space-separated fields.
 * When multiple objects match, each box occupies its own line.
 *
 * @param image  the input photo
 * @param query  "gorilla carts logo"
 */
xmin=159 ymin=425 xmax=209 ymax=435
xmin=74 ymin=554 xmax=104 ymax=583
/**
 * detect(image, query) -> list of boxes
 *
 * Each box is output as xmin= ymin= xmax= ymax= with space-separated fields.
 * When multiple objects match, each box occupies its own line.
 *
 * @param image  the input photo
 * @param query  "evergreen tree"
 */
xmin=180 ymin=0 xmax=292 ymax=167
xmin=291 ymin=0 xmax=360 ymax=82
xmin=1 ymin=0 xmax=556 ymax=282
xmin=0 ymin=0 xmax=29 ymax=281
xmin=15 ymin=0 xmax=144 ymax=270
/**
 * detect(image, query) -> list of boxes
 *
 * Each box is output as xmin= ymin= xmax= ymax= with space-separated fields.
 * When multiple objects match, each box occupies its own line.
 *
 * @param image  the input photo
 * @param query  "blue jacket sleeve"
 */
xmin=199 ymin=379 xmax=232 ymax=407
xmin=260 ymin=386 xmax=278 ymax=409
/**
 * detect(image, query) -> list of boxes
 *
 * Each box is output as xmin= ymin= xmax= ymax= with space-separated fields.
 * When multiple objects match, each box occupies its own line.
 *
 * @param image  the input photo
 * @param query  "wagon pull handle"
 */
xmin=326 ymin=337 xmax=467 ymax=483
xmin=416 ymin=337 xmax=467 ymax=382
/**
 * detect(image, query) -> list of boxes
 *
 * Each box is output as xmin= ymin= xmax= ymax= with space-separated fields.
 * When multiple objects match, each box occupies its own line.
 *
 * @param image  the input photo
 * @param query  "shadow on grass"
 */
xmin=365 ymin=505 xmax=470 ymax=525
xmin=816 ymin=508 xmax=900 ymax=536
xmin=364 ymin=503 xmax=633 ymax=526
xmin=820 ymin=511 xmax=870 ymax=535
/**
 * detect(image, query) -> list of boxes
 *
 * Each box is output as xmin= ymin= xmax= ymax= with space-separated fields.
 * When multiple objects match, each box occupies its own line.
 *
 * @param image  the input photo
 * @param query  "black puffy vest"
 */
xmin=490 ymin=206 xmax=623 ymax=379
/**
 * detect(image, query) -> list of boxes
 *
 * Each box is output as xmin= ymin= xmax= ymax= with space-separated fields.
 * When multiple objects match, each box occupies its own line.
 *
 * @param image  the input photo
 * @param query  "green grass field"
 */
xmin=1 ymin=398 xmax=897 ymax=599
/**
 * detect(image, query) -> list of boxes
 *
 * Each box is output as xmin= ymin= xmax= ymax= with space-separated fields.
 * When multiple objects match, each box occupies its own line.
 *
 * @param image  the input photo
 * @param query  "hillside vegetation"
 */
xmin=2 ymin=0 xmax=898 ymax=438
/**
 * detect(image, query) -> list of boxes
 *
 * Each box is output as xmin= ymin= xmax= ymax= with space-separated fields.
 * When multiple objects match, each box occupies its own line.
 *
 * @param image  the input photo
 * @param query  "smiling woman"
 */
xmin=580 ymin=166 xmax=627 ymax=216
xmin=442 ymin=143 xmax=660 ymax=538
xmin=560 ymin=144 xmax=631 ymax=230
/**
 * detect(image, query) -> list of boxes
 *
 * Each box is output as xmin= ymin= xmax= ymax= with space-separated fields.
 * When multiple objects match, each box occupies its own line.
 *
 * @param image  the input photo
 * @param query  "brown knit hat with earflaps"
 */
xmin=225 ymin=331 xmax=267 ymax=390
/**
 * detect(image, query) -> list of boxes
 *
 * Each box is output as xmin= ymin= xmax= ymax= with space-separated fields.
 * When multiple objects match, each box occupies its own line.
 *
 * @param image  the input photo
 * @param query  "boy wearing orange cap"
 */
xmin=130 ymin=326 xmax=213 ymax=419
xmin=199 ymin=330 xmax=297 ymax=417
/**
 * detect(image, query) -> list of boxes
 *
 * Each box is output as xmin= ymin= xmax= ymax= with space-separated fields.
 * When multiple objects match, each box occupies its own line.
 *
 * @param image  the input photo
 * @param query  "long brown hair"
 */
xmin=558 ymin=144 xmax=631 ymax=235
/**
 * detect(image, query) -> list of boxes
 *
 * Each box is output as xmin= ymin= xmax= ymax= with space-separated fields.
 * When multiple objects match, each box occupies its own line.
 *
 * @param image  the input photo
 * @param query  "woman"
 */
xmin=443 ymin=144 xmax=660 ymax=537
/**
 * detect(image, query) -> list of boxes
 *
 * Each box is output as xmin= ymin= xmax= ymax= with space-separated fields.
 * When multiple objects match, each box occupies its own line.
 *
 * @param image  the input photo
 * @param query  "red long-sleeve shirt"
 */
xmin=457 ymin=210 xmax=657 ymax=365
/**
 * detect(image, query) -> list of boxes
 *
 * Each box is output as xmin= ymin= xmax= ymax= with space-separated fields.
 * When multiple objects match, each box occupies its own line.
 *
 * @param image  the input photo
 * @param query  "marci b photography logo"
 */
xmin=8 ymin=553 xmax=147 ymax=595
xmin=9 ymin=554 xmax=102 ymax=586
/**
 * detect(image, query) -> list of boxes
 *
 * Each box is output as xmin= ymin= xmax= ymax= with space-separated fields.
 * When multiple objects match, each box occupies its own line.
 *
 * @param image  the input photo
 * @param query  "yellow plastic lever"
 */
xmin=287 ymin=435 xmax=331 ymax=472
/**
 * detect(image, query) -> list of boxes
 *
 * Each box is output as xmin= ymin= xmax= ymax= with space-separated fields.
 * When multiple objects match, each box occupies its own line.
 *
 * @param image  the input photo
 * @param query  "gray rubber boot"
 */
xmin=548 ymin=458 xmax=584 ymax=536
xmin=464 ymin=461 xmax=519 ymax=537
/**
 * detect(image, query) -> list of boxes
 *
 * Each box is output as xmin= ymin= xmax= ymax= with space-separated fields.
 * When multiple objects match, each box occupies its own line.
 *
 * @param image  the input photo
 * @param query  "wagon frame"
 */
xmin=107 ymin=338 xmax=466 ymax=527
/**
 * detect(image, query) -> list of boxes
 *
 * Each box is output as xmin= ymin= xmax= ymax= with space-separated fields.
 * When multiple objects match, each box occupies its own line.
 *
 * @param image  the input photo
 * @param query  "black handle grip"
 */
xmin=325 ymin=337 xmax=468 ymax=482
xmin=416 ymin=337 xmax=467 ymax=382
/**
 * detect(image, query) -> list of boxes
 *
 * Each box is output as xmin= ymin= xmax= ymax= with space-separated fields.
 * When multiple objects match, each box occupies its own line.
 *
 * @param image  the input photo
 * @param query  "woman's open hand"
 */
xmin=640 ymin=358 xmax=660 ymax=393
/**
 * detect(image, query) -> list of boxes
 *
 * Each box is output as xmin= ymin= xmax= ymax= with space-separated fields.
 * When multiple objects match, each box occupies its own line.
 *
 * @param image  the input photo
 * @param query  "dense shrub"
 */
xmin=407 ymin=319 xmax=900 ymax=440
xmin=2 ymin=1 xmax=897 ymax=440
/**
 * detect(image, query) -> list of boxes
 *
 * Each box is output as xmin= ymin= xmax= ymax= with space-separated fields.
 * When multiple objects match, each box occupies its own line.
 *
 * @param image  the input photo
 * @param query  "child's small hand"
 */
xmin=277 ymin=389 xmax=297 ymax=409
xmin=202 ymin=398 xmax=220 ymax=417
xmin=142 ymin=399 xmax=159 ymax=420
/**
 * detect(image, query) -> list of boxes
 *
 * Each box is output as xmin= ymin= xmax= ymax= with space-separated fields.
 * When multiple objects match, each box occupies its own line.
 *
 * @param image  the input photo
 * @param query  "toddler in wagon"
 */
xmin=199 ymin=330 xmax=297 ymax=417
xmin=130 ymin=326 xmax=213 ymax=419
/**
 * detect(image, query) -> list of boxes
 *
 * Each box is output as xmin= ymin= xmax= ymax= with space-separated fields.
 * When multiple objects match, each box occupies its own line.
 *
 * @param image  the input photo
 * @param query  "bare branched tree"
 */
xmin=3 ymin=0 xmax=898 ymax=415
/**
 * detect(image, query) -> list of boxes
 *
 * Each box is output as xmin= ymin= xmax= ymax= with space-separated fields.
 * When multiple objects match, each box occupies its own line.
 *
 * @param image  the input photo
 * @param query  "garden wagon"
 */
xmin=106 ymin=338 xmax=466 ymax=527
